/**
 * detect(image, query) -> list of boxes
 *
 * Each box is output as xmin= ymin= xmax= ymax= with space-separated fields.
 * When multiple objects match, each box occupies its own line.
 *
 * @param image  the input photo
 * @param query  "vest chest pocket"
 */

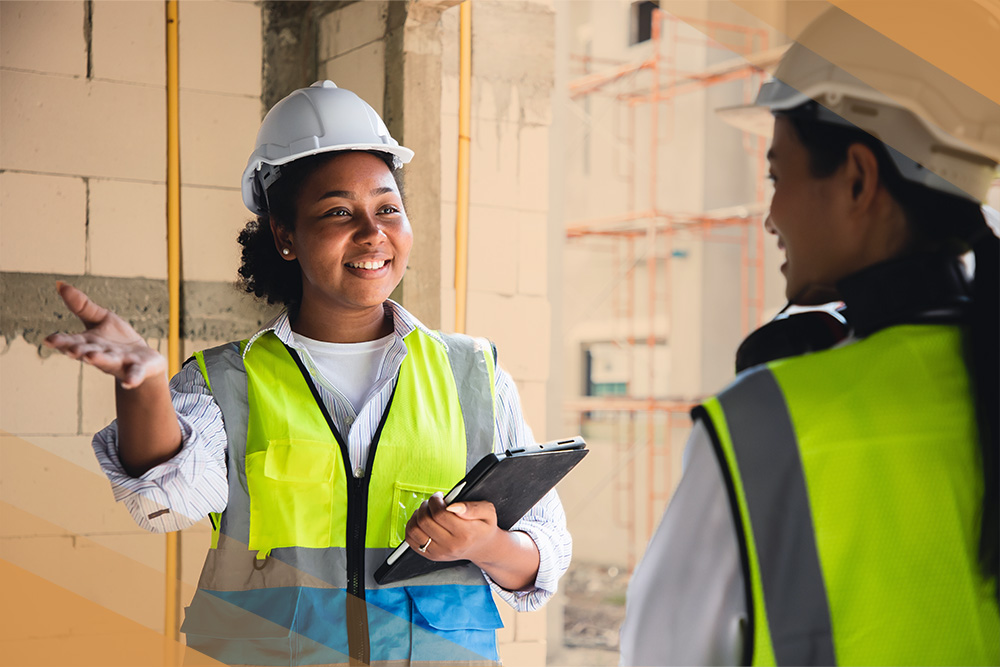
xmin=390 ymin=482 xmax=449 ymax=547
xmin=245 ymin=439 xmax=344 ymax=551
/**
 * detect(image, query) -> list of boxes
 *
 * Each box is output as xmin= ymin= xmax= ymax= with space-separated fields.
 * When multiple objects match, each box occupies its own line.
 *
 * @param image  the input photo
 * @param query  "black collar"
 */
xmin=836 ymin=253 xmax=971 ymax=338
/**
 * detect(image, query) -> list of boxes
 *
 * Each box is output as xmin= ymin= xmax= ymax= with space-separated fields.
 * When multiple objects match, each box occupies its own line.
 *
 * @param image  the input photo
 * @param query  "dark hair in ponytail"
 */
xmin=970 ymin=228 xmax=999 ymax=586
xmin=780 ymin=109 xmax=999 ymax=587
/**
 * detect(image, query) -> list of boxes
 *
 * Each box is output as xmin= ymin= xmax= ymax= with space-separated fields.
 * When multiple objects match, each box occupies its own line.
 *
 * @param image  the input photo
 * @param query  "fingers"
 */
xmin=405 ymin=494 xmax=451 ymax=559
xmin=45 ymin=332 xmax=114 ymax=358
xmin=445 ymin=501 xmax=497 ymax=522
xmin=405 ymin=525 xmax=434 ymax=557
xmin=405 ymin=494 xmax=503 ymax=563
xmin=44 ymin=332 xmax=99 ymax=356
xmin=417 ymin=493 xmax=456 ymax=539
xmin=56 ymin=281 xmax=109 ymax=326
xmin=43 ymin=331 xmax=164 ymax=387
xmin=405 ymin=517 xmax=439 ymax=559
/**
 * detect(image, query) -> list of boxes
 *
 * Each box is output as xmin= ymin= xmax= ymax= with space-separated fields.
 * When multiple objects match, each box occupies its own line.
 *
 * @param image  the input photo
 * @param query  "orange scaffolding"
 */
xmin=565 ymin=8 xmax=780 ymax=569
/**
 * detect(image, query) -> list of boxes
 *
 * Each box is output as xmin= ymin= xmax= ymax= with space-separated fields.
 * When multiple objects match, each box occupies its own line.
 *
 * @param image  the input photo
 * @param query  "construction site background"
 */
xmin=4 ymin=1 xmax=997 ymax=666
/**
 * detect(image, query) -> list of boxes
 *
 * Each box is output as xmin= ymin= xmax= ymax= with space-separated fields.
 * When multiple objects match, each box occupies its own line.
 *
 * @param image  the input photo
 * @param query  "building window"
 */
xmin=630 ymin=1 xmax=658 ymax=45
xmin=584 ymin=344 xmax=629 ymax=397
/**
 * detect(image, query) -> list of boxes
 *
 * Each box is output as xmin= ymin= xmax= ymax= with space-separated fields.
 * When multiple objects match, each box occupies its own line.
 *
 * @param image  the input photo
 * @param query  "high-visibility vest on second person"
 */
xmin=696 ymin=323 xmax=1000 ymax=666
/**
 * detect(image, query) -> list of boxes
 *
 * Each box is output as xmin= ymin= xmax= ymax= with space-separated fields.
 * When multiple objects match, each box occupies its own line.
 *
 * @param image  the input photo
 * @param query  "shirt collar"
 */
xmin=242 ymin=299 xmax=437 ymax=358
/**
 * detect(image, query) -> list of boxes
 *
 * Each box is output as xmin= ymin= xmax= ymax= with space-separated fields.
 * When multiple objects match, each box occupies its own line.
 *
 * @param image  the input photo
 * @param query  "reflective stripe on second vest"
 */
xmin=181 ymin=327 xmax=505 ymax=666
xmin=698 ymin=324 xmax=1000 ymax=666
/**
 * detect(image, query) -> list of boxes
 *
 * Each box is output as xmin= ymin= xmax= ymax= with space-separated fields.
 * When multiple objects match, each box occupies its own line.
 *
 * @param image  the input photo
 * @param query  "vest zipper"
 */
xmin=285 ymin=343 xmax=397 ymax=666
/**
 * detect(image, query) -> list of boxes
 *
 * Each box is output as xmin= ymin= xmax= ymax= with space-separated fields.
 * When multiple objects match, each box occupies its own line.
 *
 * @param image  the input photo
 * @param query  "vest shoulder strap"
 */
xmin=196 ymin=341 xmax=251 ymax=543
xmin=437 ymin=332 xmax=497 ymax=466
xmin=701 ymin=367 xmax=836 ymax=666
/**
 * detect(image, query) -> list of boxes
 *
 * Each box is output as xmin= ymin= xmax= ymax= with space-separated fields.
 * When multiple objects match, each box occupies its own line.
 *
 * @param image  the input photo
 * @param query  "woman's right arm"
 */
xmin=47 ymin=282 xmax=229 ymax=532
xmin=45 ymin=282 xmax=180 ymax=477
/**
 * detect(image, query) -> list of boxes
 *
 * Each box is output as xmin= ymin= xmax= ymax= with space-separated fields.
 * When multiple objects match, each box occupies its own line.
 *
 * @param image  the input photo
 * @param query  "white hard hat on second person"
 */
xmin=242 ymin=80 xmax=414 ymax=215
xmin=720 ymin=5 xmax=1000 ymax=203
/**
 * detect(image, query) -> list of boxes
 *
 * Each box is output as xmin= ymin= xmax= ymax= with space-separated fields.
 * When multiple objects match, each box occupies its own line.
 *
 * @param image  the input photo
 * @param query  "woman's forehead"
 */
xmin=302 ymin=152 xmax=398 ymax=194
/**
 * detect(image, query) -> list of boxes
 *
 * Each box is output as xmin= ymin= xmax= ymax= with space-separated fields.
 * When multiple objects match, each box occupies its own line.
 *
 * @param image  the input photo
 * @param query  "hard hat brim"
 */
xmin=241 ymin=143 xmax=414 ymax=215
xmin=716 ymin=103 xmax=775 ymax=139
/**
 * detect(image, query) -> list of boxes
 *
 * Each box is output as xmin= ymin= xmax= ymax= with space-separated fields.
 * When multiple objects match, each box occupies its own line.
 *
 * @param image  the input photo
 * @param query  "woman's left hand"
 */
xmin=404 ymin=492 xmax=499 ymax=564
xmin=404 ymin=492 xmax=541 ymax=591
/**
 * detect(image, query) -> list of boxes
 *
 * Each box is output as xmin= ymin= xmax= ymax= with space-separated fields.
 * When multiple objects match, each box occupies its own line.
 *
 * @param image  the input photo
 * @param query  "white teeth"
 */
xmin=349 ymin=260 xmax=386 ymax=270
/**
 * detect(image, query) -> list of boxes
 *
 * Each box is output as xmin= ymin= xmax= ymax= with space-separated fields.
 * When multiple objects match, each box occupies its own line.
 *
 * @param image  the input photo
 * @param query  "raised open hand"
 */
xmin=44 ymin=282 xmax=167 ymax=389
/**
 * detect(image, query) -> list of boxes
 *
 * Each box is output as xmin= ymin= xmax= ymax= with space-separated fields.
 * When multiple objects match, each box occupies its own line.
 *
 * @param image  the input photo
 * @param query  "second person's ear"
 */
xmin=845 ymin=143 xmax=879 ymax=209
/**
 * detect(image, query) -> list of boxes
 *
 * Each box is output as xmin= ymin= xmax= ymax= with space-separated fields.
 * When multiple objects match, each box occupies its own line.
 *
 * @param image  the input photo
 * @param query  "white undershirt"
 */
xmin=290 ymin=331 xmax=395 ymax=415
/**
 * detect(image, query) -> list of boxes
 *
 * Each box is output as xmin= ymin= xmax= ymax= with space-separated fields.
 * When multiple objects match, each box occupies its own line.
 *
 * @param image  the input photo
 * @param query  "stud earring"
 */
xmin=282 ymin=248 xmax=290 ymax=256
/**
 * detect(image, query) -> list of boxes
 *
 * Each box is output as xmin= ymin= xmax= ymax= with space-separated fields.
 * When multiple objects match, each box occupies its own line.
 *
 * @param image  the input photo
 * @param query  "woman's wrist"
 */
xmin=473 ymin=529 xmax=540 ymax=591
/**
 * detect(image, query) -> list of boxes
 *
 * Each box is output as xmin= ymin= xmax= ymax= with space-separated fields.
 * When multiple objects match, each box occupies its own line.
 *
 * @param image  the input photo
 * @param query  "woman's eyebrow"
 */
xmin=317 ymin=190 xmax=354 ymax=201
xmin=316 ymin=186 xmax=396 ymax=201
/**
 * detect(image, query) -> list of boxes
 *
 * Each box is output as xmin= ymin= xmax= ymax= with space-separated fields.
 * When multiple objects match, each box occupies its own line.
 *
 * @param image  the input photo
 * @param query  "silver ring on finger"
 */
xmin=418 ymin=536 xmax=432 ymax=553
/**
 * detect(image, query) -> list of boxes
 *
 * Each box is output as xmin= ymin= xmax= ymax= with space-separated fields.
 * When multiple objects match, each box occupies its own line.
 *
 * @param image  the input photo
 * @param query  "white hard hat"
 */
xmin=720 ymin=6 xmax=1000 ymax=203
xmin=242 ymin=81 xmax=414 ymax=214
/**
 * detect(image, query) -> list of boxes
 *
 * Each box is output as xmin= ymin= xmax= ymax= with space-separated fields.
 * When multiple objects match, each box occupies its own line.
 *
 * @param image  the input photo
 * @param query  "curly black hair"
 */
xmin=236 ymin=151 xmax=404 ymax=314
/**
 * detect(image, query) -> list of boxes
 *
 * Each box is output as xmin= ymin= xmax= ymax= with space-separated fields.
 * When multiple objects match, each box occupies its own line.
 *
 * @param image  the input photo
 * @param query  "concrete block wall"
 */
xmin=1 ymin=0 xmax=264 ymax=654
xmin=440 ymin=1 xmax=555 ymax=439
xmin=439 ymin=2 xmax=557 ymax=664
xmin=318 ymin=0 xmax=388 ymax=116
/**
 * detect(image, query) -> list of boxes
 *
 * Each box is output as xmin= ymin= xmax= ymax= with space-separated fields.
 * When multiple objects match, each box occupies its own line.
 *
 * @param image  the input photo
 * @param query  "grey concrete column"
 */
xmin=383 ymin=0 xmax=462 ymax=329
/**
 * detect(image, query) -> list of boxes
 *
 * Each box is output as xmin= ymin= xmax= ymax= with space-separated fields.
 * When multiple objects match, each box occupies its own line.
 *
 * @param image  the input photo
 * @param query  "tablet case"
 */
xmin=374 ymin=437 xmax=588 ymax=585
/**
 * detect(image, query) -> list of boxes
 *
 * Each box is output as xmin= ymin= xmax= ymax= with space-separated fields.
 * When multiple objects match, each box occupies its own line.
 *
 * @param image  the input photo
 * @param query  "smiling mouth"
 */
xmin=346 ymin=259 xmax=388 ymax=270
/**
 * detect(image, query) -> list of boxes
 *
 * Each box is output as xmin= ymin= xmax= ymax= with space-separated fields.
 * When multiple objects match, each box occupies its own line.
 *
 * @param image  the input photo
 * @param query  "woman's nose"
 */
xmin=763 ymin=214 xmax=776 ymax=235
xmin=354 ymin=212 xmax=385 ymax=244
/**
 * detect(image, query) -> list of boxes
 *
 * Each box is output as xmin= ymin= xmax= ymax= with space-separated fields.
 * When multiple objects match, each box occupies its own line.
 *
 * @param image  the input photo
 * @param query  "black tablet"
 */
xmin=374 ymin=436 xmax=588 ymax=585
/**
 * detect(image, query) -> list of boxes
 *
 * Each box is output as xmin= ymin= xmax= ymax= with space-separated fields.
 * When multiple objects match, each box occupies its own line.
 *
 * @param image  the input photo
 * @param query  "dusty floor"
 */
xmin=548 ymin=561 xmax=631 ymax=666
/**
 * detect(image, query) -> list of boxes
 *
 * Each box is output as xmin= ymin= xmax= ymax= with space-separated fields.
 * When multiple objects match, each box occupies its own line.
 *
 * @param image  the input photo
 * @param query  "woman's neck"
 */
xmin=291 ymin=298 xmax=394 ymax=343
xmin=836 ymin=252 xmax=970 ymax=337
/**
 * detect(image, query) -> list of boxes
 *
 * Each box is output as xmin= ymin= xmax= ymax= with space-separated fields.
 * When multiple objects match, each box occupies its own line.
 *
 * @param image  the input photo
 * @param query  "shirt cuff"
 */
xmin=482 ymin=524 xmax=563 ymax=612
xmin=94 ymin=415 xmax=206 ymax=502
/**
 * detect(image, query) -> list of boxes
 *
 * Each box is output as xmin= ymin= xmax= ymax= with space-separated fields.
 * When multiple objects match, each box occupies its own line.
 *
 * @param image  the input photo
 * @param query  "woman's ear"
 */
xmin=844 ymin=143 xmax=880 ymax=212
xmin=269 ymin=217 xmax=296 ymax=261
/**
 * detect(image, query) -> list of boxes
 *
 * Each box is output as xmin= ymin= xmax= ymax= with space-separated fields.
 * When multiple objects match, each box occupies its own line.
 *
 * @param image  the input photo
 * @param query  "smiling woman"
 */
xmin=236 ymin=150 xmax=405 ymax=314
xmin=44 ymin=81 xmax=571 ymax=667
xmin=237 ymin=150 xmax=411 ymax=341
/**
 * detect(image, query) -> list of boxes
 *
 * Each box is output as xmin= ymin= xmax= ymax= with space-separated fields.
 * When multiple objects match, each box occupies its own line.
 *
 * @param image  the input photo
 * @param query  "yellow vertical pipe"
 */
xmin=455 ymin=0 xmax=472 ymax=333
xmin=165 ymin=0 xmax=181 ymax=648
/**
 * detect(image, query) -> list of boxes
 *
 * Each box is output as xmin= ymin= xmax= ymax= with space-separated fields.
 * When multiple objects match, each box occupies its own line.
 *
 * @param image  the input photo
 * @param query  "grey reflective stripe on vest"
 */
xmin=717 ymin=369 xmax=836 ymax=666
xmin=439 ymin=333 xmax=496 ymax=469
xmin=200 ymin=536 xmax=489 ymax=592
xmin=201 ymin=342 xmax=252 ymax=545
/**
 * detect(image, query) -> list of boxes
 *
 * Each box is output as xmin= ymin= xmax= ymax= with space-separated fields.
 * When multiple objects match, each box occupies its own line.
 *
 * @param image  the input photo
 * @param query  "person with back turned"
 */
xmin=620 ymin=7 xmax=999 ymax=665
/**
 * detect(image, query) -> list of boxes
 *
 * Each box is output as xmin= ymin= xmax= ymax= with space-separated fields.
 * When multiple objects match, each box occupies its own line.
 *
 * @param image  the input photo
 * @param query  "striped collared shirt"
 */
xmin=91 ymin=300 xmax=570 ymax=610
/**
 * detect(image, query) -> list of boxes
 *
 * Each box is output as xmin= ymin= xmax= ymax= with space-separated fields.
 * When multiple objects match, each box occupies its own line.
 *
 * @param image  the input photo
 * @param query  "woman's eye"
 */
xmin=323 ymin=208 xmax=351 ymax=218
xmin=379 ymin=205 xmax=400 ymax=215
xmin=766 ymin=173 xmax=777 ymax=183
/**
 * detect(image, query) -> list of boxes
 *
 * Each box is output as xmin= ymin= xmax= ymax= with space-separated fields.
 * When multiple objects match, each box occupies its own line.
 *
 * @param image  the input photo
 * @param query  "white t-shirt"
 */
xmin=291 ymin=331 xmax=395 ymax=415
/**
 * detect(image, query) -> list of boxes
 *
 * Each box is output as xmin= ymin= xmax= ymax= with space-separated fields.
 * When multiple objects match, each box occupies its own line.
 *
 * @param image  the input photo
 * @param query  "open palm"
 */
xmin=44 ymin=282 xmax=167 ymax=389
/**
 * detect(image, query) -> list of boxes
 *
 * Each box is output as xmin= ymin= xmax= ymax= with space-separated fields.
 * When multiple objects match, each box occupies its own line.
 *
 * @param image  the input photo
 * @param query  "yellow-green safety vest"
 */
xmin=697 ymin=324 xmax=1000 ymax=666
xmin=180 ymin=327 xmax=505 ymax=666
